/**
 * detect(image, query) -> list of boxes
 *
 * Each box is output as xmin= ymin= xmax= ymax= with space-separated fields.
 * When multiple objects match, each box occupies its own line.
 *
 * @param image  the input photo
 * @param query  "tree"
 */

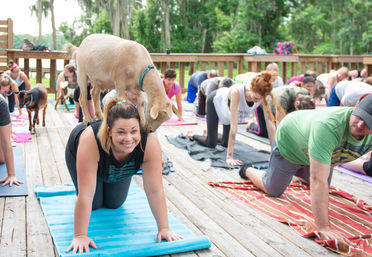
xmin=30 ymin=0 xmax=50 ymax=43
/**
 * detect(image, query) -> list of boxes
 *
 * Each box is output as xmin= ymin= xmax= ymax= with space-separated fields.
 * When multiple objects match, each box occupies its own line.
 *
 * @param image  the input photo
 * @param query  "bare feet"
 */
xmin=202 ymin=129 xmax=207 ymax=136
xmin=186 ymin=131 xmax=194 ymax=140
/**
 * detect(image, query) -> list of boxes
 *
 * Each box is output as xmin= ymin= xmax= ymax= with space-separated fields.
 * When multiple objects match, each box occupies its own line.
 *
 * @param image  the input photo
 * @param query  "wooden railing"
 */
xmin=0 ymin=19 xmax=13 ymax=71
xmin=6 ymin=49 xmax=372 ymax=93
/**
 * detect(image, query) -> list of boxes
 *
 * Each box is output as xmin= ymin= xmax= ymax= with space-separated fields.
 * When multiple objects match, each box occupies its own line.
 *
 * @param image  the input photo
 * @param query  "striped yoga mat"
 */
xmin=208 ymin=180 xmax=372 ymax=256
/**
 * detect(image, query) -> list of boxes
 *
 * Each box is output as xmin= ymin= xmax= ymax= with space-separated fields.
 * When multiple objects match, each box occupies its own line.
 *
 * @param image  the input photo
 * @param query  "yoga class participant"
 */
xmin=0 ymin=94 xmax=23 ymax=186
xmin=239 ymin=94 xmax=372 ymax=246
xmin=187 ymin=72 xmax=282 ymax=166
xmin=65 ymin=97 xmax=182 ymax=254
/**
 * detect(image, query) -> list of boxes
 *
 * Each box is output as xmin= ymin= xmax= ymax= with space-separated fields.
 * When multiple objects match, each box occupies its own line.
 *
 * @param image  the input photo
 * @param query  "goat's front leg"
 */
xmin=27 ymin=109 xmax=33 ymax=132
xmin=42 ymin=106 xmax=47 ymax=127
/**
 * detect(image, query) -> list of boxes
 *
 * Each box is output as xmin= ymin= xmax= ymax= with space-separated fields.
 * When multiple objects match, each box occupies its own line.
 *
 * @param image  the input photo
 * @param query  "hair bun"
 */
xmin=260 ymin=71 xmax=272 ymax=82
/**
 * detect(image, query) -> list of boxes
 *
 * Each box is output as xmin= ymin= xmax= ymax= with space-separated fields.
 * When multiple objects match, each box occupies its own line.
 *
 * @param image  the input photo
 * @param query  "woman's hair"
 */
xmin=64 ymin=64 xmax=77 ymax=76
xmin=312 ymin=80 xmax=326 ymax=98
xmin=304 ymin=70 xmax=317 ymax=79
xmin=295 ymin=94 xmax=315 ymax=110
xmin=302 ymin=75 xmax=316 ymax=85
xmin=0 ymin=75 xmax=11 ymax=87
xmin=8 ymin=59 xmax=18 ymax=71
xmin=98 ymin=97 xmax=142 ymax=154
xmin=220 ymin=77 xmax=234 ymax=88
xmin=163 ymin=69 xmax=177 ymax=79
xmin=251 ymin=72 xmax=285 ymax=124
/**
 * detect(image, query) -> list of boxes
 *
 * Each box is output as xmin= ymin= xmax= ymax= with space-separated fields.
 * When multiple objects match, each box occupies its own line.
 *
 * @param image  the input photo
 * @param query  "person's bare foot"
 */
xmin=202 ymin=129 xmax=207 ymax=136
xmin=186 ymin=131 xmax=194 ymax=140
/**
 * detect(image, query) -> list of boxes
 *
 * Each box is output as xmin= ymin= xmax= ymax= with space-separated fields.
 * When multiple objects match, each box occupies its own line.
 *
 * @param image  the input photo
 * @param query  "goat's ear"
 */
xmin=150 ymin=104 xmax=160 ymax=120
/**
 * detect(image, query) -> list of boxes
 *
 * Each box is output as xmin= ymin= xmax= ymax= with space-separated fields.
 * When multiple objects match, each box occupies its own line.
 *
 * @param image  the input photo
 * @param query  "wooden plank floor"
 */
xmin=1 ymin=100 xmax=371 ymax=257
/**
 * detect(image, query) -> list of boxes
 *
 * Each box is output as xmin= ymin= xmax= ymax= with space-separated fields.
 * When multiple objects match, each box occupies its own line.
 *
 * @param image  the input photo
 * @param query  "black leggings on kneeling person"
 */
xmin=193 ymin=90 xmax=230 ymax=147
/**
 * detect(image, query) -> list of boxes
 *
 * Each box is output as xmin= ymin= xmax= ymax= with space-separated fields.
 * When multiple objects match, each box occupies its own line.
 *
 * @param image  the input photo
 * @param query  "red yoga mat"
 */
xmin=209 ymin=180 xmax=372 ymax=256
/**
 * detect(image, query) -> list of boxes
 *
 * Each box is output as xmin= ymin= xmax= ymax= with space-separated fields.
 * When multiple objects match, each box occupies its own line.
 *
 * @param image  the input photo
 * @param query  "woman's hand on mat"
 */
xmin=157 ymin=228 xmax=183 ymax=242
xmin=0 ymin=175 xmax=23 ymax=186
xmin=66 ymin=235 xmax=97 ymax=254
xmin=226 ymin=156 xmax=243 ymax=166
xmin=318 ymin=226 xmax=353 ymax=246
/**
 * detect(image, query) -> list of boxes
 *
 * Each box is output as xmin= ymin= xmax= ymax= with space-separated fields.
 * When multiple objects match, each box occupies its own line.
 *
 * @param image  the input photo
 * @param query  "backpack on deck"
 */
xmin=274 ymin=42 xmax=298 ymax=55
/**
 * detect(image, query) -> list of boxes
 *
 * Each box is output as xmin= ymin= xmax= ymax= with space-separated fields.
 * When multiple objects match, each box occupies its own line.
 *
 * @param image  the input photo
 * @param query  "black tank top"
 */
xmin=89 ymin=120 xmax=147 ymax=182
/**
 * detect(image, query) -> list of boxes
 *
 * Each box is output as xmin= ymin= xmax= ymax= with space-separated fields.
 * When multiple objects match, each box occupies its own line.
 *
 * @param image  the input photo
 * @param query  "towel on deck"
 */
xmin=208 ymin=180 xmax=372 ymax=256
xmin=166 ymin=133 xmax=270 ymax=169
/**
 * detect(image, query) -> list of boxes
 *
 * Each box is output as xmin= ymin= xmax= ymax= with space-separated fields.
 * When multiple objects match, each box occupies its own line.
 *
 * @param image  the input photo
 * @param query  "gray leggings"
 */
xmin=262 ymin=140 xmax=333 ymax=197
xmin=65 ymin=135 xmax=131 ymax=210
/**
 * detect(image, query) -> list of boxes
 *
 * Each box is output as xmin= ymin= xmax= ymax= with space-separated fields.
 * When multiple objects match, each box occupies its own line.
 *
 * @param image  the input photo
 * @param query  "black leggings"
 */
xmin=248 ymin=105 xmax=268 ymax=138
xmin=8 ymin=82 xmax=25 ymax=112
xmin=197 ymin=90 xmax=207 ymax=116
xmin=73 ymin=84 xmax=92 ymax=122
xmin=65 ymin=124 xmax=131 ymax=210
xmin=193 ymin=90 xmax=230 ymax=147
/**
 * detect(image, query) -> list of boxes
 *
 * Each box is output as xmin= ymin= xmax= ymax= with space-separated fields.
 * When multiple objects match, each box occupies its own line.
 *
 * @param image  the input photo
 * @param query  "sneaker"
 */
xmin=239 ymin=162 xmax=252 ymax=179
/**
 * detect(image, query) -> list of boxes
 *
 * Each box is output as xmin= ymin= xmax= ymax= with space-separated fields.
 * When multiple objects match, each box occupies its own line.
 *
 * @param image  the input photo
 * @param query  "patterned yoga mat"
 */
xmin=208 ymin=180 xmax=372 ymax=256
xmin=10 ymin=110 xmax=32 ymax=143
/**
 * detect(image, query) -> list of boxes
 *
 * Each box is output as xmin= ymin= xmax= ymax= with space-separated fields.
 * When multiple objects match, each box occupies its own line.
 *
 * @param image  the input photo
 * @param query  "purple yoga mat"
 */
xmin=334 ymin=166 xmax=372 ymax=183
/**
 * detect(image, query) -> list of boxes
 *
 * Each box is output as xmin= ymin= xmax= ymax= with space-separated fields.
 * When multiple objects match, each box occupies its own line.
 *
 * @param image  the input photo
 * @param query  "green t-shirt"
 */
xmin=276 ymin=107 xmax=372 ymax=166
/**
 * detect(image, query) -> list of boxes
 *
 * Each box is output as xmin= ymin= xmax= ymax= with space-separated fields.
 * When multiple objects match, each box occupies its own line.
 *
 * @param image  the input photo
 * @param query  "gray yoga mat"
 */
xmin=166 ymin=133 xmax=270 ymax=169
xmin=237 ymin=124 xmax=270 ymax=145
xmin=0 ymin=146 xmax=28 ymax=196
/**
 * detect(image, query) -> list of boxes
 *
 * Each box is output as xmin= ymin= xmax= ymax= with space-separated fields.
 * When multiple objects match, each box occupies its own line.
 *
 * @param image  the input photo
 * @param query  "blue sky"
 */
xmin=1 ymin=0 xmax=82 ymax=35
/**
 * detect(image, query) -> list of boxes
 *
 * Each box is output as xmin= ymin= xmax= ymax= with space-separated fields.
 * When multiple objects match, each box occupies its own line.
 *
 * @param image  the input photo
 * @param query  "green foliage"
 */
xmin=23 ymin=0 xmax=371 ymax=54
xmin=13 ymin=33 xmax=66 ymax=50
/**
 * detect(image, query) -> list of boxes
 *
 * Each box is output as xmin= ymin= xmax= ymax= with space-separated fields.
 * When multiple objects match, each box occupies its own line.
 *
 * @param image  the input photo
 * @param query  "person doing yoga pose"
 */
xmin=187 ymin=72 xmax=282 ymax=166
xmin=239 ymin=94 xmax=372 ymax=246
xmin=65 ymin=97 xmax=182 ymax=254
xmin=0 ymin=94 xmax=23 ymax=186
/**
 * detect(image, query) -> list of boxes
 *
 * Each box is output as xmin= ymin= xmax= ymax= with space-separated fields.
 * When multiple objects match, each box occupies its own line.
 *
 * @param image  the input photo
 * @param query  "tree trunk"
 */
xmin=120 ymin=0 xmax=130 ymax=39
xmin=37 ymin=0 xmax=42 ymax=43
xmin=162 ymin=0 xmax=171 ymax=50
xmin=113 ymin=0 xmax=121 ymax=36
xmin=201 ymin=28 xmax=207 ymax=53
xmin=50 ymin=0 xmax=56 ymax=50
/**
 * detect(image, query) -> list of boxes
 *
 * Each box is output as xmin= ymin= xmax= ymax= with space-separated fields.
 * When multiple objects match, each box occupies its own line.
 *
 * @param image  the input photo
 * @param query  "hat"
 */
xmin=352 ymin=94 xmax=372 ymax=129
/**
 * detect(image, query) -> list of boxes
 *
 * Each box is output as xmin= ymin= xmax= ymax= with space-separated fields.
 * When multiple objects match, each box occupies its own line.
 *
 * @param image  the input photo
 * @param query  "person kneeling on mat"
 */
xmin=187 ymin=72 xmax=282 ymax=166
xmin=65 ymin=97 xmax=182 ymax=254
xmin=0 ymin=94 xmax=23 ymax=186
xmin=239 ymin=94 xmax=372 ymax=246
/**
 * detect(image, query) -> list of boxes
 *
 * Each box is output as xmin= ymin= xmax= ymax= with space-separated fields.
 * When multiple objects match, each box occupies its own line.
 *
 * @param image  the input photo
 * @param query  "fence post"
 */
xmin=7 ymin=18 xmax=13 ymax=49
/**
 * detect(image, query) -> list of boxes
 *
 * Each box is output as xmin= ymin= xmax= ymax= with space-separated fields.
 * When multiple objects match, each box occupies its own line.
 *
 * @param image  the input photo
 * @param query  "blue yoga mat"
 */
xmin=0 ymin=147 xmax=28 ymax=196
xmin=35 ymin=182 xmax=211 ymax=257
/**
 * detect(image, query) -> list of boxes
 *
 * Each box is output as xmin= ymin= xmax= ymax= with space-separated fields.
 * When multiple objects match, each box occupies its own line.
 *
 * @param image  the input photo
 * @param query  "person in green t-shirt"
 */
xmin=239 ymin=94 xmax=372 ymax=246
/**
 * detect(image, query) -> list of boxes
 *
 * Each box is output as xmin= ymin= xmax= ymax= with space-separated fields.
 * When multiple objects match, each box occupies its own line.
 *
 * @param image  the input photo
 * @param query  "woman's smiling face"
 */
xmin=109 ymin=118 xmax=141 ymax=154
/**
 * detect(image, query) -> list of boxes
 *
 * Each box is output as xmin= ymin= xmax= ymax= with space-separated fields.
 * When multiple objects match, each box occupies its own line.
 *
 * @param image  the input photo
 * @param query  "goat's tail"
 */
xmin=64 ymin=43 xmax=78 ymax=59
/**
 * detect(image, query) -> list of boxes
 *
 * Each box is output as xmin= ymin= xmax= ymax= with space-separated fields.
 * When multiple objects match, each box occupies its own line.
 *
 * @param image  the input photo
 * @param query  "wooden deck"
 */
xmin=1 ymin=100 xmax=371 ymax=257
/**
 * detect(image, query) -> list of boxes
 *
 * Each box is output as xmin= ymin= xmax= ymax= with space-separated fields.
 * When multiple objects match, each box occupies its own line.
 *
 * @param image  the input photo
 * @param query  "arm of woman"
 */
xmin=264 ymin=109 xmax=276 ymax=146
xmin=175 ymin=92 xmax=184 ymax=120
xmin=20 ymin=72 xmax=32 ymax=90
xmin=142 ymin=134 xmax=182 ymax=242
xmin=226 ymin=89 xmax=242 ymax=166
xmin=66 ymin=127 xmax=99 ymax=254
xmin=56 ymin=72 xmax=64 ymax=97
xmin=327 ymin=76 xmax=336 ymax=97
xmin=0 ymin=123 xmax=22 ymax=186
xmin=11 ymin=82 xmax=22 ymax=116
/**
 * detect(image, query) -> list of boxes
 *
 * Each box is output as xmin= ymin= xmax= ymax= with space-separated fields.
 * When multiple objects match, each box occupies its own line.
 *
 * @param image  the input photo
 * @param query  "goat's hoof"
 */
xmin=42 ymin=123 xmax=45 ymax=127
